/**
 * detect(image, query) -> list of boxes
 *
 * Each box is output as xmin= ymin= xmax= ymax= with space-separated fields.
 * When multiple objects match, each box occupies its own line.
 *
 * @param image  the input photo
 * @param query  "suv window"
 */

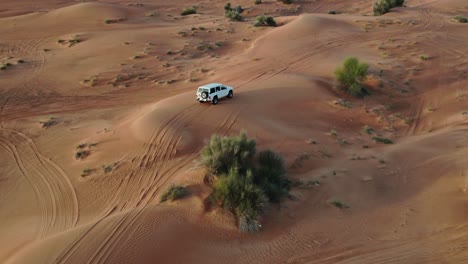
xmin=216 ymin=87 xmax=221 ymax=92
xmin=221 ymin=86 xmax=226 ymax=90
xmin=210 ymin=88 xmax=215 ymax=94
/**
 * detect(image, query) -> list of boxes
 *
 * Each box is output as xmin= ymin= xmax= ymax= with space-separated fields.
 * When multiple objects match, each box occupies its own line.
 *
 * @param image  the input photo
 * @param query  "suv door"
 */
xmin=220 ymin=86 xmax=228 ymax=97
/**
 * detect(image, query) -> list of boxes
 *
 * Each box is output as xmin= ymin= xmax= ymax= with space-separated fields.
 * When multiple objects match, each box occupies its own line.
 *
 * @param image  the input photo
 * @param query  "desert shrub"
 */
xmin=224 ymin=3 xmax=244 ymax=21
xmin=454 ymin=16 xmax=468 ymax=23
xmin=255 ymin=150 xmax=289 ymax=202
xmin=334 ymin=57 xmax=369 ymax=97
xmin=0 ymin=64 xmax=7 ymax=70
xmin=420 ymin=55 xmax=431 ymax=60
xmin=226 ymin=10 xmax=243 ymax=21
xmin=373 ymin=0 xmax=391 ymax=16
xmin=328 ymin=10 xmax=337 ymax=14
xmin=202 ymin=133 xmax=256 ymax=176
xmin=279 ymin=0 xmax=293 ymax=4
xmin=160 ymin=185 xmax=187 ymax=202
xmin=75 ymin=150 xmax=90 ymax=160
xmin=212 ymin=169 xmax=267 ymax=222
xmin=373 ymin=0 xmax=404 ymax=16
xmin=254 ymin=0 xmax=262 ymax=4
xmin=202 ymin=133 xmax=289 ymax=231
xmin=254 ymin=15 xmax=277 ymax=27
xmin=331 ymin=200 xmax=348 ymax=209
xmin=181 ymin=7 xmax=197 ymax=16
xmin=373 ymin=137 xmax=393 ymax=144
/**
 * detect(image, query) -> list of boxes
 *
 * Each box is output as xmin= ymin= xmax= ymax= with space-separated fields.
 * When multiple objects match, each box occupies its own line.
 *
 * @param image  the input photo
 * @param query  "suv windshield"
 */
xmin=197 ymin=87 xmax=209 ymax=93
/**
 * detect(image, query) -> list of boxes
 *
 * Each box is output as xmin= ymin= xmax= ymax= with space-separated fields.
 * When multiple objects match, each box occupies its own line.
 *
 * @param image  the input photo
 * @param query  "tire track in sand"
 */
xmin=0 ymin=129 xmax=78 ymax=238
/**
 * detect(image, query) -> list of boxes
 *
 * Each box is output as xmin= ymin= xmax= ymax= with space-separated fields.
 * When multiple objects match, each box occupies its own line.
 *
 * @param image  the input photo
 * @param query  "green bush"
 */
xmin=373 ymin=0 xmax=390 ymax=16
xmin=334 ymin=57 xmax=369 ymax=97
xmin=160 ymin=185 xmax=187 ymax=202
xmin=202 ymin=133 xmax=289 ymax=231
xmin=328 ymin=10 xmax=337 ymax=15
xmin=226 ymin=10 xmax=243 ymax=21
xmin=255 ymin=0 xmax=262 ymax=4
xmin=454 ymin=16 xmax=468 ymax=23
xmin=224 ymin=3 xmax=244 ymax=21
xmin=279 ymin=0 xmax=293 ymax=4
xmin=373 ymin=137 xmax=393 ymax=144
xmin=373 ymin=0 xmax=404 ymax=16
xmin=202 ymin=133 xmax=256 ymax=175
xmin=255 ymin=150 xmax=289 ymax=202
xmin=181 ymin=7 xmax=197 ymax=16
xmin=213 ymin=169 xmax=267 ymax=220
xmin=254 ymin=15 xmax=277 ymax=27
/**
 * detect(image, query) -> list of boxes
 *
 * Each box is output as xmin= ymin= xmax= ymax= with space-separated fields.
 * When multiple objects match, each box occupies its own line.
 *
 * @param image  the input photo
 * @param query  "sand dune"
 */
xmin=0 ymin=0 xmax=467 ymax=263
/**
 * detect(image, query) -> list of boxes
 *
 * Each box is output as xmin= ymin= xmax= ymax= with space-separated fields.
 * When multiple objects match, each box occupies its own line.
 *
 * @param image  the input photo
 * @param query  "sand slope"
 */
xmin=0 ymin=0 xmax=467 ymax=263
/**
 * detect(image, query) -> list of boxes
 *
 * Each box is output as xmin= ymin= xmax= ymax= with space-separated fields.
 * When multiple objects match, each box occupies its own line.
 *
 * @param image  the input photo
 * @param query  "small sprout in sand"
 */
xmin=76 ymin=143 xmax=88 ymax=149
xmin=81 ymin=168 xmax=92 ymax=177
xmin=39 ymin=117 xmax=57 ymax=128
xmin=334 ymin=98 xmax=352 ymax=108
xmin=420 ymin=55 xmax=431 ymax=60
xmin=160 ymin=185 xmax=187 ymax=202
xmin=181 ymin=7 xmax=197 ymax=16
xmin=331 ymin=200 xmax=349 ymax=209
xmin=453 ymin=16 xmax=468 ymax=23
xmin=102 ymin=164 xmax=113 ymax=174
xmin=328 ymin=129 xmax=338 ymax=136
xmin=105 ymin=18 xmax=124 ymax=24
xmin=373 ymin=137 xmax=393 ymax=144
xmin=336 ymin=138 xmax=350 ymax=145
xmin=75 ymin=150 xmax=90 ymax=160
xmin=363 ymin=125 xmax=375 ymax=135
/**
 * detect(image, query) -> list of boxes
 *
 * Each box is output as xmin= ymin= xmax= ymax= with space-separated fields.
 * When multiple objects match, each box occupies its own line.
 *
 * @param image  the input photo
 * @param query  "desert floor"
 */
xmin=0 ymin=0 xmax=467 ymax=263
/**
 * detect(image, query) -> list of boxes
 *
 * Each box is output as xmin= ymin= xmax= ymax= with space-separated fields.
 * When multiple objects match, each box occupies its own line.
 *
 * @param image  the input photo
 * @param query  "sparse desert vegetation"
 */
xmin=453 ymin=16 xmax=468 ymax=23
xmin=181 ymin=7 xmax=197 ymax=16
xmin=254 ymin=15 xmax=277 ymax=27
xmin=373 ymin=0 xmax=405 ymax=16
xmin=160 ymin=185 xmax=188 ymax=202
xmin=0 ymin=0 xmax=467 ymax=263
xmin=334 ymin=57 xmax=369 ymax=97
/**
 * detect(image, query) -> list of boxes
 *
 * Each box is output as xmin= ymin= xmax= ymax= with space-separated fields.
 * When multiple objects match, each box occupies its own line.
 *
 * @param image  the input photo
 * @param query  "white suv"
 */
xmin=196 ymin=83 xmax=234 ymax=105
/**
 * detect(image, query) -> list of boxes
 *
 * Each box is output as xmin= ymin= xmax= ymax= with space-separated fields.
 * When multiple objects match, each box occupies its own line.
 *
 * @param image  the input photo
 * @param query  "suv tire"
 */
xmin=212 ymin=97 xmax=218 ymax=105
xmin=201 ymin=92 xmax=208 ymax=99
xmin=228 ymin=91 xmax=233 ymax=98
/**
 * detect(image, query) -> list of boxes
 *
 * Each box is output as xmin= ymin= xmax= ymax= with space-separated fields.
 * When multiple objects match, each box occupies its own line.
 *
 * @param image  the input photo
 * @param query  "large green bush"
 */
xmin=373 ymin=0 xmax=404 ymax=16
xmin=202 ymin=133 xmax=289 ymax=231
xmin=202 ymin=133 xmax=256 ymax=175
xmin=334 ymin=57 xmax=369 ymax=97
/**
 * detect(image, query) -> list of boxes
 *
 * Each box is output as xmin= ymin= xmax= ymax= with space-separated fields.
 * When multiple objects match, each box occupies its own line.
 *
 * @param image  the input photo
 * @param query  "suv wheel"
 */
xmin=201 ymin=92 xmax=208 ymax=99
xmin=212 ymin=97 xmax=218 ymax=105
xmin=228 ymin=91 xmax=233 ymax=98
